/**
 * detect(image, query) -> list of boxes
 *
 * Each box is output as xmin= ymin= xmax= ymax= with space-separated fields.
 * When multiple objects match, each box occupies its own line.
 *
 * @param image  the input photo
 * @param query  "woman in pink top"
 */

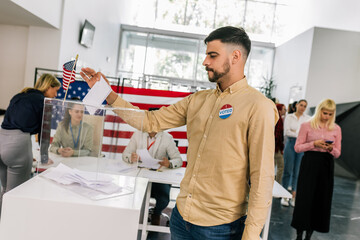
xmin=291 ymin=99 xmax=342 ymax=240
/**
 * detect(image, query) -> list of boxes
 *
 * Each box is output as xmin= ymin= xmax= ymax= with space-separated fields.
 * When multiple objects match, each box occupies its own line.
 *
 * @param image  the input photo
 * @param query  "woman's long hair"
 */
xmin=21 ymin=74 xmax=60 ymax=93
xmin=310 ymin=99 xmax=336 ymax=130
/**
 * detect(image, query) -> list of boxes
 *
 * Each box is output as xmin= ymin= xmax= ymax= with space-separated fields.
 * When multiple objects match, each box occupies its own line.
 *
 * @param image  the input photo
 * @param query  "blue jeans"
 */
xmin=282 ymin=137 xmax=304 ymax=191
xmin=170 ymin=205 xmax=246 ymax=240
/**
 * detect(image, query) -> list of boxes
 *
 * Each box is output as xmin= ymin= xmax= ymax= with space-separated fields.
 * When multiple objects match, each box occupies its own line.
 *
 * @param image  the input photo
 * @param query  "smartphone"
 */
xmin=325 ymin=140 xmax=334 ymax=144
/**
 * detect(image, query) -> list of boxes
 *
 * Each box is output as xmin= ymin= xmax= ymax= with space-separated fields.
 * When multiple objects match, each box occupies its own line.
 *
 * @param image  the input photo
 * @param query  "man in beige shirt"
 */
xmin=81 ymin=26 xmax=278 ymax=240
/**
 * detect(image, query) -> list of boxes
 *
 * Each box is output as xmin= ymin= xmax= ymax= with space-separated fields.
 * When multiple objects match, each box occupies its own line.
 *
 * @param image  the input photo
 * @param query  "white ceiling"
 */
xmin=0 ymin=0 xmax=55 ymax=28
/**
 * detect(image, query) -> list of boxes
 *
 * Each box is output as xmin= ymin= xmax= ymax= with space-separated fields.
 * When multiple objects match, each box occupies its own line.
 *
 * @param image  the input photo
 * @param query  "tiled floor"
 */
xmin=147 ymin=176 xmax=360 ymax=240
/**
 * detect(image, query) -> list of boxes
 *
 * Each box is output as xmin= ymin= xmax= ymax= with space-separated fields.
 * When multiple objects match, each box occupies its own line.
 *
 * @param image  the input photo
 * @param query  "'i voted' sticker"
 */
xmin=219 ymin=104 xmax=233 ymax=119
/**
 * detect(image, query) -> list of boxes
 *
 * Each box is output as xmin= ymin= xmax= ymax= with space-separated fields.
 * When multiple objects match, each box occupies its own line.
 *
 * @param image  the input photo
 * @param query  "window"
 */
xmin=131 ymin=0 xmax=291 ymax=43
xmin=118 ymin=25 xmax=275 ymax=91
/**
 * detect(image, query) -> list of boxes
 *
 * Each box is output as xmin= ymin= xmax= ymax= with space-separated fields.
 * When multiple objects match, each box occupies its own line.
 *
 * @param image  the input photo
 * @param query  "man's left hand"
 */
xmin=159 ymin=157 xmax=170 ymax=168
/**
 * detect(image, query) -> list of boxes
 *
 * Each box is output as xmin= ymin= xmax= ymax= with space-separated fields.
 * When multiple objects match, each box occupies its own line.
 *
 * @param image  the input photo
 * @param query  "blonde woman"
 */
xmin=291 ymin=99 xmax=342 ymax=240
xmin=0 ymin=74 xmax=60 ymax=212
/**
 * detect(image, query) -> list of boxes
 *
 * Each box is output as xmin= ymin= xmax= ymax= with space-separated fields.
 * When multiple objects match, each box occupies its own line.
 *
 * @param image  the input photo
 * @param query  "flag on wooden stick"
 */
xmin=62 ymin=59 xmax=77 ymax=90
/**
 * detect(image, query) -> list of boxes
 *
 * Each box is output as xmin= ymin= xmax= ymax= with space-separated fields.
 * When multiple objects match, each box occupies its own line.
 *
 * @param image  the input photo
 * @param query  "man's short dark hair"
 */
xmin=204 ymin=26 xmax=251 ymax=58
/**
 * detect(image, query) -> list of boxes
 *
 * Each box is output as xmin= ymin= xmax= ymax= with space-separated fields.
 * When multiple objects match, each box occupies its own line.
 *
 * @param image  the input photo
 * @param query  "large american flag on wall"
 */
xmin=55 ymin=79 xmax=191 ymax=164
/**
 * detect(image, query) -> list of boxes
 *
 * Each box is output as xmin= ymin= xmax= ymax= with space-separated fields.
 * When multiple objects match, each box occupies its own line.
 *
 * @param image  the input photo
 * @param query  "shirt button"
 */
xmin=204 ymin=135 xmax=207 ymax=138
xmin=189 ymin=194 xmax=192 ymax=198
xmin=198 ymin=154 xmax=200 ymax=158
xmin=210 ymin=115 xmax=213 ymax=119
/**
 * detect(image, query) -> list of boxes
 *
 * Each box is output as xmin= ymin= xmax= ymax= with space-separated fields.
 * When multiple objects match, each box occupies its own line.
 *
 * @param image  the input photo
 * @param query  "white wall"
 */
xmin=11 ymin=0 xmax=63 ymax=29
xmin=23 ymin=26 xmax=62 ymax=87
xmin=0 ymin=25 xmax=28 ymax=109
xmin=305 ymin=28 xmax=360 ymax=107
xmin=273 ymin=28 xmax=314 ymax=105
xmin=0 ymin=0 xmax=135 ymax=110
xmin=58 ymin=0 xmax=130 ymax=77
xmin=283 ymin=0 xmax=360 ymax=45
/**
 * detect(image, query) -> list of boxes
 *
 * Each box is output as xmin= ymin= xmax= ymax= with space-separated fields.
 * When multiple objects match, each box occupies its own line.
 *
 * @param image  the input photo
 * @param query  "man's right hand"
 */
xmin=80 ymin=67 xmax=118 ymax=104
xmin=80 ymin=67 xmax=103 ymax=88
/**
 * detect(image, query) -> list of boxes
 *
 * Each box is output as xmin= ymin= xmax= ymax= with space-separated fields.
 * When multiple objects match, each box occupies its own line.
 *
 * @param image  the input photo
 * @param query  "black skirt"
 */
xmin=291 ymin=151 xmax=334 ymax=233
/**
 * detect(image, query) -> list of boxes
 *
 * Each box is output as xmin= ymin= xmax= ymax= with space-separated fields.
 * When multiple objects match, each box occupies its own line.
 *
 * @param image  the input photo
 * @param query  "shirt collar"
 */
xmin=147 ymin=132 xmax=158 ymax=139
xmin=215 ymin=76 xmax=248 ymax=95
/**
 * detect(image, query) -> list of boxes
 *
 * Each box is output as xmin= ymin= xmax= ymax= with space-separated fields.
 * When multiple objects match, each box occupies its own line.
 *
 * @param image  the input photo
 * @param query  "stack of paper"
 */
xmin=136 ymin=149 xmax=161 ymax=169
xmin=43 ymin=163 xmax=122 ymax=194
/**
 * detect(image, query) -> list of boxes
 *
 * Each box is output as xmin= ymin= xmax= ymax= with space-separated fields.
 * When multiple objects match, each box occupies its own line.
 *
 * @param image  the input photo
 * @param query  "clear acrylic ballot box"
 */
xmin=36 ymin=98 xmax=146 ymax=200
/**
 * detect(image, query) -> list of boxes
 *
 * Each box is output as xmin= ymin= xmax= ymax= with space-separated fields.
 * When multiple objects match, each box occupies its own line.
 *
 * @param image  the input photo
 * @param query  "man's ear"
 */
xmin=231 ymin=49 xmax=242 ymax=64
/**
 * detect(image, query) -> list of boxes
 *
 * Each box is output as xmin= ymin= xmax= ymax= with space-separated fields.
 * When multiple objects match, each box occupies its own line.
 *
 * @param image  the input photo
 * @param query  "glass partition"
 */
xmin=36 ymin=98 xmax=145 ymax=200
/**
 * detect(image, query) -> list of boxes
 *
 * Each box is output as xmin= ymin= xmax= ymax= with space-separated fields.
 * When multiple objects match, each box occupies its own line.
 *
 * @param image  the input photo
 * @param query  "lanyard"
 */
xmin=147 ymin=138 xmax=156 ymax=150
xmin=70 ymin=121 xmax=82 ymax=148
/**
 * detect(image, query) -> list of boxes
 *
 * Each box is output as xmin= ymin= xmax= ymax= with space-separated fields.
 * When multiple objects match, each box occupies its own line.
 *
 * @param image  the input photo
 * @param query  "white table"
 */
xmin=0 ymin=171 xmax=148 ymax=240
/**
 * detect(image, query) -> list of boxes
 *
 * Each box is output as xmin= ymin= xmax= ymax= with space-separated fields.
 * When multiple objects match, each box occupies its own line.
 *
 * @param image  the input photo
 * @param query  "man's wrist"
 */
xmin=106 ymin=91 xmax=118 ymax=105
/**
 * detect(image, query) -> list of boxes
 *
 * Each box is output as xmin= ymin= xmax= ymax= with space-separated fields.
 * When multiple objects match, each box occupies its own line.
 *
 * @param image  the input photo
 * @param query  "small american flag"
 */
xmin=62 ymin=60 xmax=77 ymax=90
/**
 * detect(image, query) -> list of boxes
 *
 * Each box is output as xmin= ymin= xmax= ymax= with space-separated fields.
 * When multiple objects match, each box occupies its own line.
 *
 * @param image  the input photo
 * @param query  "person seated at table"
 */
xmin=50 ymin=99 xmax=93 ymax=157
xmin=122 ymin=111 xmax=182 ymax=225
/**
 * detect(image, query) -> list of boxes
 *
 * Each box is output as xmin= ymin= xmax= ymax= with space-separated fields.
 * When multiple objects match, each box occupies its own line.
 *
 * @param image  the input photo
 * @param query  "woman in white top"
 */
xmin=281 ymin=99 xmax=311 ymax=207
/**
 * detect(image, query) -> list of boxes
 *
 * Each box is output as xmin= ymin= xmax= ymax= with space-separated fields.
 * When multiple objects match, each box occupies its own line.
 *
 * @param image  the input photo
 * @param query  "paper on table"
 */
xmin=82 ymin=76 xmax=112 ymax=115
xmin=136 ymin=149 xmax=161 ymax=169
xmin=139 ymin=168 xmax=184 ymax=184
xmin=43 ymin=163 xmax=122 ymax=195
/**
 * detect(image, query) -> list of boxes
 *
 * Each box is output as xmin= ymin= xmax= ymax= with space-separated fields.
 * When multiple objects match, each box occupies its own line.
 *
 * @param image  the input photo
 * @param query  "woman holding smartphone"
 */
xmin=291 ymin=99 xmax=342 ymax=240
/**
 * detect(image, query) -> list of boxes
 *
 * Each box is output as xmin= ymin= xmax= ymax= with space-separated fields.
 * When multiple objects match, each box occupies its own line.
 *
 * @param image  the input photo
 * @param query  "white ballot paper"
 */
xmin=43 ymin=163 xmax=122 ymax=195
xmin=83 ymin=76 xmax=112 ymax=114
xmin=136 ymin=149 xmax=161 ymax=169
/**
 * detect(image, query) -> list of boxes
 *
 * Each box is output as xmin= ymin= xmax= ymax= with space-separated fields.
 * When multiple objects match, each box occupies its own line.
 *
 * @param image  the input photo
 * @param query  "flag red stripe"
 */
xmin=103 ymin=103 xmax=169 ymax=112
xmin=103 ymin=130 xmax=187 ymax=139
xmin=177 ymin=146 xmax=187 ymax=154
xmin=102 ymin=145 xmax=126 ymax=153
xmin=168 ymin=131 xmax=187 ymax=139
xmin=101 ymin=144 xmax=187 ymax=154
xmin=103 ymin=130 xmax=134 ymax=138
xmin=111 ymin=86 xmax=191 ymax=98
xmin=132 ymin=103 xmax=169 ymax=110
xmin=104 ymin=115 xmax=126 ymax=123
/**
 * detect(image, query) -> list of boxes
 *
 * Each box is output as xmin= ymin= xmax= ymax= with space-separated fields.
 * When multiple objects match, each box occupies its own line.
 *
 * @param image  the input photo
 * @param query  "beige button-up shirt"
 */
xmin=111 ymin=78 xmax=278 ymax=239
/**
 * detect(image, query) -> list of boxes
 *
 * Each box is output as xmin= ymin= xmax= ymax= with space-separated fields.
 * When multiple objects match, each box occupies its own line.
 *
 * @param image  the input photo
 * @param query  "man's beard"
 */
xmin=206 ymin=61 xmax=231 ymax=83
